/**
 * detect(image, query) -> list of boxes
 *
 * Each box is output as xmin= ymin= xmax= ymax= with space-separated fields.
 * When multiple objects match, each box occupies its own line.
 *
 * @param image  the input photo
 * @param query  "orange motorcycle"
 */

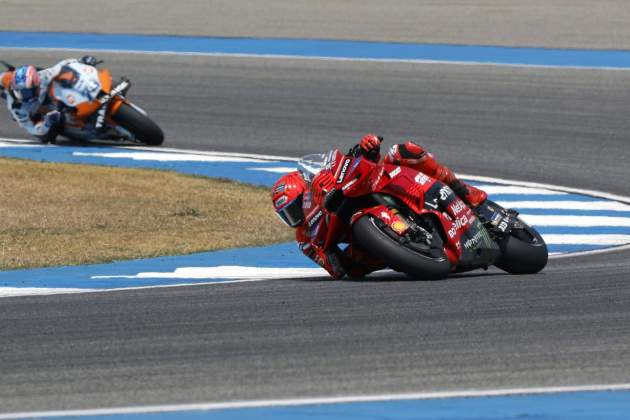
xmin=1 ymin=60 xmax=164 ymax=145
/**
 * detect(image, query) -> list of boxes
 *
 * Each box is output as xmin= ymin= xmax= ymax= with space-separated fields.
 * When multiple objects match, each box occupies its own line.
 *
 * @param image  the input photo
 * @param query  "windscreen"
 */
xmin=296 ymin=151 xmax=335 ymax=183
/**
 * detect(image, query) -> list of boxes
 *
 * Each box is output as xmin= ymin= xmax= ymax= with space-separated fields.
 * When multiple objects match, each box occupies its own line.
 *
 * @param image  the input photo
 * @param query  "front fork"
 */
xmin=474 ymin=200 xmax=521 ymax=241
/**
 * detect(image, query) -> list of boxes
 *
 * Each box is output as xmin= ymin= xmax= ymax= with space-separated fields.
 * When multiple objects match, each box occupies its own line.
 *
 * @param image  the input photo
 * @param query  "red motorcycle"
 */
xmin=298 ymin=145 xmax=548 ymax=279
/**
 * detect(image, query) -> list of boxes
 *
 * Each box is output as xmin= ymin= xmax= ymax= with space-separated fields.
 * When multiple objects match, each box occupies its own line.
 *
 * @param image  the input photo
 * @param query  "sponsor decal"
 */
xmin=274 ymin=196 xmax=288 ymax=208
xmin=439 ymin=185 xmax=453 ymax=201
xmin=307 ymin=209 xmax=324 ymax=228
xmin=342 ymin=178 xmax=358 ymax=191
xmin=98 ymin=80 xmax=129 ymax=105
xmin=463 ymin=230 xmax=484 ymax=249
xmin=388 ymin=167 xmax=401 ymax=178
xmin=490 ymin=212 xmax=510 ymax=232
xmin=370 ymin=167 xmax=385 ymax=189
xmin=380 ymin=211 xmax=392 ymax=222
xmin=274 ymin=183 xmax=285 ymax=194
xmin=414 ymin=172 xmax=431 ymax=185
xmin=425 ymin=199 xmax=439 ymax=210
xmin=449 ymin=199 xmax=467 ymax=216
xmin=95 ymin=105 xmax=106 ymax=129
xmin=447 ymin=214 xmax=469 ymax=239
xmin=391 ymin=220 xmax=408 ymax=235
xmin=337 ymin=158 xmax=351 ymax=184
xmin=349 ymin=157 xmax=362 ymax=173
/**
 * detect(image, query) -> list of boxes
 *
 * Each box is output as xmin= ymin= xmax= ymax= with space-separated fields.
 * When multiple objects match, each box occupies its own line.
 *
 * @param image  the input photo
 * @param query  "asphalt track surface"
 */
xmin=1 ymin=50 xmax=630 ymax=412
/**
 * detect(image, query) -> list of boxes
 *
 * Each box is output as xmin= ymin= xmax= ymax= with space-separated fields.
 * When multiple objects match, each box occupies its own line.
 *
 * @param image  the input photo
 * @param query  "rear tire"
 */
xmin=495 ymin=222 xmax=548 ymax=274
xmin=352 ymin=215 xmax=451 ymax=280
xmin=113 ymin=103 xmax=164 ymax=145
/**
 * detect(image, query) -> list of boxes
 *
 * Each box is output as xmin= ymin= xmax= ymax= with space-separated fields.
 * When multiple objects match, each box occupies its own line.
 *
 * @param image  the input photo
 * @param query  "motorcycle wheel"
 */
xmin=494 ymin=220 xmax=548 ymax=274
xmin=112 ymin=103 xmax=164 ymax=146
xmin=352 ymin=214 xmax=451 ymax=280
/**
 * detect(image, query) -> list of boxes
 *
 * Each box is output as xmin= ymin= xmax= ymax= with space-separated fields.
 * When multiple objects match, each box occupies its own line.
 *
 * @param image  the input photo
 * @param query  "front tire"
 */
xmin=113 ymin=103 xmax=164 ymax=145
xmin=495 ymin=221 xmax=548 ymax=274
xmin=352 ymin=215 xmax=451 ymax=280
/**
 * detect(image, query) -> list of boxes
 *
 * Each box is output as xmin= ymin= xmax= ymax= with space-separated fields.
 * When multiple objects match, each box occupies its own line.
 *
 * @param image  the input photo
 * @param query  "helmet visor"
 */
xmin=276 ymin=196 xmax=304 ymax=227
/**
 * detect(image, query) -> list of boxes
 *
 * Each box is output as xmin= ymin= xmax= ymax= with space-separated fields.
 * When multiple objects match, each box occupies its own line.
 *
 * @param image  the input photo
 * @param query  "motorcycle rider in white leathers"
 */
xmin=1 ymin=56 xmax=98 ymax=141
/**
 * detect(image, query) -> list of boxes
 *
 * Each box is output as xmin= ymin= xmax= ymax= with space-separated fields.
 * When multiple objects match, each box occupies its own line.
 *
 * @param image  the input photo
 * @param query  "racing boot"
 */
xmin=384 ymin=141 xmax=487 ymax=207
xmin=342 ymin=244 xmax=386 ymax=278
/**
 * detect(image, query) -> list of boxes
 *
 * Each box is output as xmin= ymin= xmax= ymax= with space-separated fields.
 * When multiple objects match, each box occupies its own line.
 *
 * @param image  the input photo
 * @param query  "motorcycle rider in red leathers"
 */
xmin=271 ymin=134 xmax=488 ymax=279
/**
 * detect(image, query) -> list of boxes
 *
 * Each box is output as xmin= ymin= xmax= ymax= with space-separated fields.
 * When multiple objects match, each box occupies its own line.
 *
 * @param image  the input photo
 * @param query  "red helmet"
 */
xmin=271 ymin=171 xmax=306 ymax=227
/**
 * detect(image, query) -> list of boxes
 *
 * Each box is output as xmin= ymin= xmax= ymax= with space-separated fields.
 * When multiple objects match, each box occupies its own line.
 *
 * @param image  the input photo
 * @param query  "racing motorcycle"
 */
xmin=298 ymin=145 xmax=548 ymax=279
xmin=1 ymin=60 xmax=163 ymax=145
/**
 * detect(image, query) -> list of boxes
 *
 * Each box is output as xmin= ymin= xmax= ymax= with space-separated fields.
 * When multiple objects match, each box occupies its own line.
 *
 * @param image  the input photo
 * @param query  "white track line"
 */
xmin=496 ymin=200 xmax=630 ymax=211
xmin=0 ymin=279 xmax=275 ymax=299
xmin=520 ymin=215 xmax=630 ymax=227
xmin=248 ymin=166 xmax=298 ymax=173
xmin=2 ymin=383 xmax=630 ymax=419
xmin=550 ymin=242 xmax=630 ymax=259
xmin=72 ymin=151 xmax=272 ymax=163
xmin=461 ymin=174 xmax=630 ymax=205
xmin=90 ymin=266 xmax=326 ymax=280
xmin=0 ymin=287 xmax=96 ymax=297
xmin=542 ymin=234 xmax=630 ymax=245
xmin=475 ymin=185 xmax=568 ymax=195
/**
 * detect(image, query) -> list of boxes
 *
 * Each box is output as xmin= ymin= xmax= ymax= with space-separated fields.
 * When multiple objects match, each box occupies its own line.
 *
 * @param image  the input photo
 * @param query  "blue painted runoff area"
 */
xmin=4 ymin=31 xmax=630 ymax=68
xmin=39 ymin=390 xmax=630 ymax=420
xmin=0 ymin=242 xmax=315 ymax=289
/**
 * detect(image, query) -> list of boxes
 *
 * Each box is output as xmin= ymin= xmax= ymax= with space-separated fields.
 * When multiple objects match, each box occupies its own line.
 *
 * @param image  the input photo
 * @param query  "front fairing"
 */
xmin=50 ymin=62 xmax=102 ymax=108
xmin=297 ymin=150 xmax=354 ymax=248
xmin=420 ymin=179 xmax=500 ymax=270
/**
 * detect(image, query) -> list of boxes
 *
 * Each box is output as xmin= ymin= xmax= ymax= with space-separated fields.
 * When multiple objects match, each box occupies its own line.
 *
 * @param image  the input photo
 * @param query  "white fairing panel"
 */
xmin=51 ymin=62 xmax=102 ymax=107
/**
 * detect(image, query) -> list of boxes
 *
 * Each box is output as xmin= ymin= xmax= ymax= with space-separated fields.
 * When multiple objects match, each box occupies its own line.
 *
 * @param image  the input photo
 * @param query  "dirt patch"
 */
xmin=0 ymin=158 xmax=294 ymax=270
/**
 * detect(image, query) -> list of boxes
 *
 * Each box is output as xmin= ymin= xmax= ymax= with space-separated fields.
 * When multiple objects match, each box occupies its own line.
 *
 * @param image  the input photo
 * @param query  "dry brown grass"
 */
xmin=0 ymin=158 xmax=294 ymax=270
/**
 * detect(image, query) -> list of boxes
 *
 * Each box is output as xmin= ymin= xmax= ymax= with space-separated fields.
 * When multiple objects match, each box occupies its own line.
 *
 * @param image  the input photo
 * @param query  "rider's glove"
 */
xmin=359 ymin=133 xmax=382 ymax=161
xmin=360 ymin=134 xmax=380 ymax=153
xmin=44 ymin=110 xmax=61 ymax=127
xmin=79 ymin=55 xmax=99 ymax=66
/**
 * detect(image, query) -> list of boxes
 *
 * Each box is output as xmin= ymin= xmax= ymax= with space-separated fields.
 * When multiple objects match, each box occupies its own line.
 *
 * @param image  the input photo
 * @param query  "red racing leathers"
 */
xmin=295 ymin=137 xmax=487 ymax=279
